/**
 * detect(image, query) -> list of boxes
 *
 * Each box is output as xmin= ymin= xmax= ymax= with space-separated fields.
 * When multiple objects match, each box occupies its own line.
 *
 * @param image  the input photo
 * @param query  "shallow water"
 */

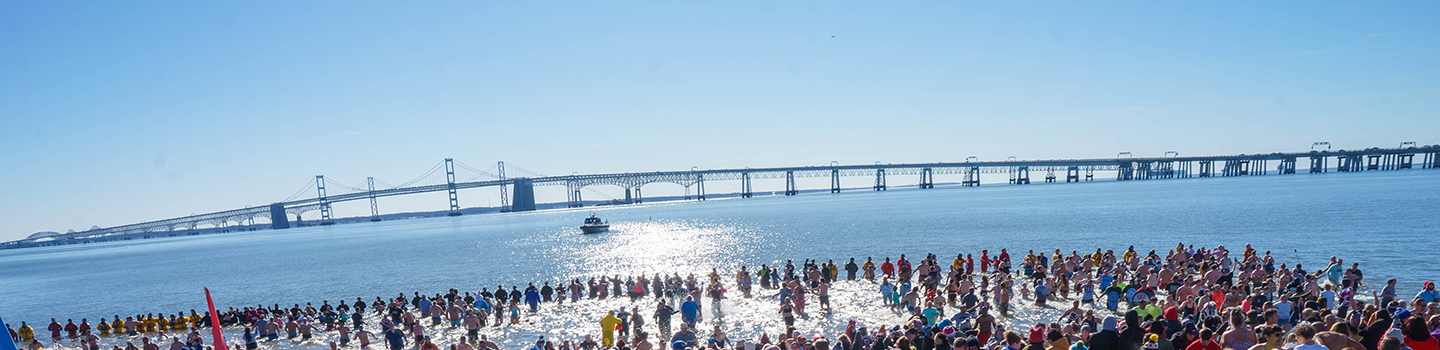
xmin=4 ymin=169 xmax=1439 ymax=349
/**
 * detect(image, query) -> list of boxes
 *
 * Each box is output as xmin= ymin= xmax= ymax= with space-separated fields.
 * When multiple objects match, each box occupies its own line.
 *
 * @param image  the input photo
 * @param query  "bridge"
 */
xmin=6 ymin=142 xmax=1438 ymax=249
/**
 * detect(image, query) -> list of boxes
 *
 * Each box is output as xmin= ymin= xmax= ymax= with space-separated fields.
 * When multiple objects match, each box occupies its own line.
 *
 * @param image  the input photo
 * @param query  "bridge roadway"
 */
xmin=6 ymin=144 xmax=1438 ymax=248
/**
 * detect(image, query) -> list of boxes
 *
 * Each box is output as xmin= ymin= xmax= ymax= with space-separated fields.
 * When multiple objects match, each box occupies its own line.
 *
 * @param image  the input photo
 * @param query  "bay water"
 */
xmin=3 ymin=169 xmax=1437 ymax=349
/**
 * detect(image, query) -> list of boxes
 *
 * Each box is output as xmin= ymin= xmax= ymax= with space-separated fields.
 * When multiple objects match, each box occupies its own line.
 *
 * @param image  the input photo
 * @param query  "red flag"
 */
xmin=205 ymin=288 xmax=230 ymax=350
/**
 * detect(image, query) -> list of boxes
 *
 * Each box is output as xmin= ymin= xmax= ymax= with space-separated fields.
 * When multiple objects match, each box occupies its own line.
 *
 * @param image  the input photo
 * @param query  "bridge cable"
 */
xmin=454 ymin=161 xmax=501 ymax=182
xmin=324 ymin=178 xmax=369 ymax=193
xmin=506 ymin=164 xmax=546 ymax=177
xmin=281 ymin=178 xmax=318 ymax=202
xmin=391 ymin=161 xmax=445 ymax=189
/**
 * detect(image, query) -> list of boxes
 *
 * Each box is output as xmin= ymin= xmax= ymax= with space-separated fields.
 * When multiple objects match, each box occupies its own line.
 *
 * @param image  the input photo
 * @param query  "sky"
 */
xmin=1 ymin=2 xmax=1437 ymax=241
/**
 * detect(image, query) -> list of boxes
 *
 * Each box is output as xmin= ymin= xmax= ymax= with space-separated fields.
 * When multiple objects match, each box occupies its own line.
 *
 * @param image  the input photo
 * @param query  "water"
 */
xmin=3 ymin=170 xmax=1438 ymax=349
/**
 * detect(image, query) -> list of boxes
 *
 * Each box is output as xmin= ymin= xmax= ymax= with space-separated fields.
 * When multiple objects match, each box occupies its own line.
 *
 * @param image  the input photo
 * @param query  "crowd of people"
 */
xmin=9 ymin=244 xmax=1440 ymax=350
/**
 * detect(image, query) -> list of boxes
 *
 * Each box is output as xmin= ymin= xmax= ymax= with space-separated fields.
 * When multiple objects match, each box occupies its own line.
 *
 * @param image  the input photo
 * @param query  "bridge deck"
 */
xmin=7 ymin=145 xmax=1437 ymax=248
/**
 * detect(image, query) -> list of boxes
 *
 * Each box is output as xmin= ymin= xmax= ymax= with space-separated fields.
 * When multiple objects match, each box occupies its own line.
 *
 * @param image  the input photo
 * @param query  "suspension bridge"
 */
xmin=5 ymin=142 xmax=1438 ymax=249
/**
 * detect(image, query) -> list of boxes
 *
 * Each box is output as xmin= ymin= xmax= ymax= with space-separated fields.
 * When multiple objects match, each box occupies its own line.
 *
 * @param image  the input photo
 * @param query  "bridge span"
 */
xmin=6 ymin=143 xmax=1438 ymax=249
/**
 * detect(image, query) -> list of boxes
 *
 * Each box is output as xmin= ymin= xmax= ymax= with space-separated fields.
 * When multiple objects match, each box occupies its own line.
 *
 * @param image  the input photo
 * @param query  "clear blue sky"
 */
xmin=2 ymin=2 xmax=1437 ymax=240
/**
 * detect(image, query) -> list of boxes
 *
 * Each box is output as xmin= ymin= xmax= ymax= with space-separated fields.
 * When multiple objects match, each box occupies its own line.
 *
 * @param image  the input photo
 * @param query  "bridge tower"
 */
xmin=741 ymin=172 xmax=753 ymax=198
xmin=445 ymin=158 xmax=461 ymax=216
xmin=919 ymin=168 xmax=934 ymax=188
xmin=785 ymin=171 xmax=798 ymax=195
xmin=873 ymin=169 xmax=887 ymax=191
xmin=497 ymin=161 xmax=511 ymax=212
xmin=316 ymin=175 xmax=333 ymax=225
xmin=368 ymin=177 xmax=380 ymax=222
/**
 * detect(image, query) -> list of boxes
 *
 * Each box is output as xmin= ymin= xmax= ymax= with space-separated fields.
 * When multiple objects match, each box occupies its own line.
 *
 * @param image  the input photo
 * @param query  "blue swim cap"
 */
xmin=672 ymin=340 xmax=686 ymax=350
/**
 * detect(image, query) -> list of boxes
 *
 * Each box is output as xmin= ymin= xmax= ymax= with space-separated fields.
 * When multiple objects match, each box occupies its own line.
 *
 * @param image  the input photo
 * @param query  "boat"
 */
xmin=580 ymin=214 xmax=609 ymax=234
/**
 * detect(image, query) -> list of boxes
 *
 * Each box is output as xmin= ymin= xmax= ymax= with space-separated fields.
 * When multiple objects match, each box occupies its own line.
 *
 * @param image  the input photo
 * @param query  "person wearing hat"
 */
xmin=601 ymin=311 xmax=623 ymax=346
xmin=1089 ymin=317 xmax=1120 ymax=350
xmin=1416 ymin=281 xmax=1439 ymax=303
xmin=672 ymin=340 xmax=688 ymax=350
xmin=1169 ymin=322 xmax=1196 ymax=350
xmin=1025 ymin=324 xmax=1047 ymax=350
xmin=1048 ymin=327 xmax=1070 ymax=350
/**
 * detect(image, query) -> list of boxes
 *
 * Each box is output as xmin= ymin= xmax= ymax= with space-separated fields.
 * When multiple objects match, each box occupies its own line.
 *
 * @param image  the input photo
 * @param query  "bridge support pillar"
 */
xmin=697 ymin=175 xmax=706 ymax=200
xmin=741 ymin=172 xmax=753 ymax=198
xmin=1310 ymin=155 xmax=1328 ymax=173
xmin=1117 ymin=162 xmax=1134 ymax=181
xmin=1066 ymin=166 xmax=1079 ymax=182
xmin=1136 ymin=162 xmax=1152 ymax=180
xmin=507 ymin=178 xmax=535 ymax=211
xmin=624 ymin=188 xmax=634 ymax=204
xmin=785 ymin=171 xmax=798 ymax=195
xmin=1348 ymin=154 xmax=1364 ymax=172
xmin=1045 ymin=170 xmax=1056 ymax=183
xmin=874 ymin=169 xmax=887 ymax=191
xmin=1014 ymin=166 xmax=1030 ymax=184
xmin=1281 ymin=157 xmax=1297 ymax=174
xmin=567 ymin=183 xmax=583 ymax=208
xmin=1199 ymin=161 xmax=1213 ymax=177
xmin=269 ymin=203 xmax=290 ymax=229
xmin=830 ymin=168 xmax=841 ymax=193
xmin=919 ymin=168 xmax=933 ymax=188
xmin=635 ymin=187 xmax=643 ymax=204
xmin=1222 ymin=159 xmax=1248 ymax=176
xmin=963 ymin=167 xmax=980 ymax=186
xmin=1399 ymin=154 xmax=1414 ymax=169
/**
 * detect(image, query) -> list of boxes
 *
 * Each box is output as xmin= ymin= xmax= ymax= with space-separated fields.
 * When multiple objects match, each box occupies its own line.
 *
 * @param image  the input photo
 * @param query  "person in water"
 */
xmin=20 ymin=243 xmax=1426 ymax=350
